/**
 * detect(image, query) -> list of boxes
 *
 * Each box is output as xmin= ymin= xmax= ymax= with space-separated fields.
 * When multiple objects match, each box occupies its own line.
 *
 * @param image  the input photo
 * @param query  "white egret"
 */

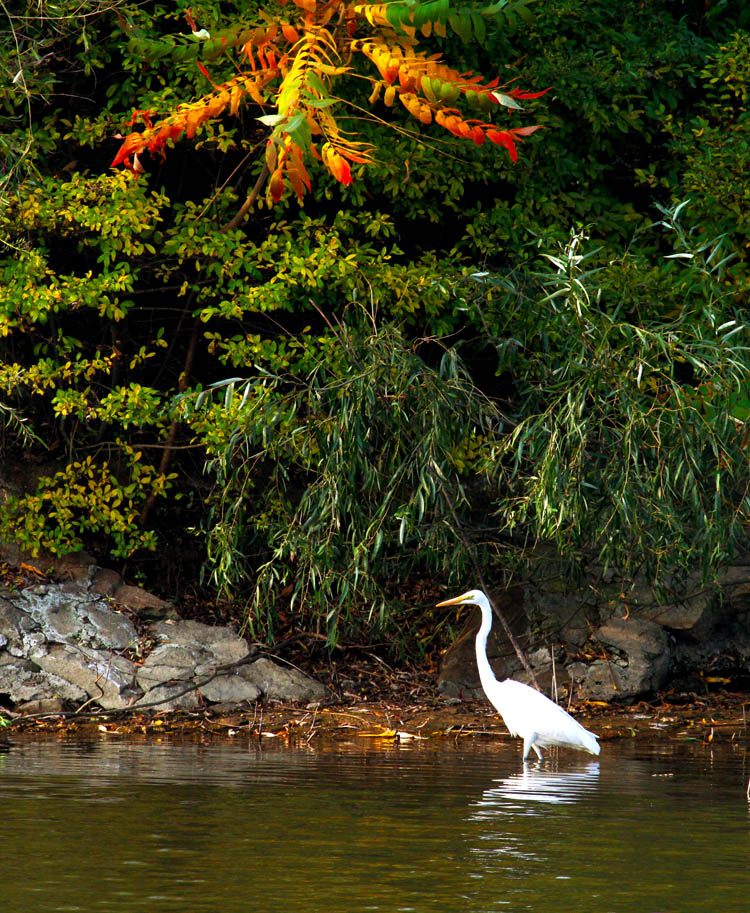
xmin=436 ymin=589 xmax=600 ymax=761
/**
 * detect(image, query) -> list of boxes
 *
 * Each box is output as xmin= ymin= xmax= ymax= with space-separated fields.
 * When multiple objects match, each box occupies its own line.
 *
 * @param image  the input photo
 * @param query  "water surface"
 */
xmin=1 ymin=736 xmax=748 ymax=912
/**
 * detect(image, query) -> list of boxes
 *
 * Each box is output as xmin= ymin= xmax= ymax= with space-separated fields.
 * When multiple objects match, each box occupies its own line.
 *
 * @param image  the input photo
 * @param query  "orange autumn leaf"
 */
xmin=268 ymin=167 xmax=285 ymax=201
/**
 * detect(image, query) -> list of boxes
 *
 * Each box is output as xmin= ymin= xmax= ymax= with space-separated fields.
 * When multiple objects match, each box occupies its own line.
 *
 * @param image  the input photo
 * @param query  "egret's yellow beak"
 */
xmin=435 ymin=592 xmax=471 ymax=608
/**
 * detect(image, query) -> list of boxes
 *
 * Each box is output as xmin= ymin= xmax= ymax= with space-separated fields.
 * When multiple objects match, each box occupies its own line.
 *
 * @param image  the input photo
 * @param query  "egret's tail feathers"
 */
xmin=583 ymin=731 xmax=600 ymax=755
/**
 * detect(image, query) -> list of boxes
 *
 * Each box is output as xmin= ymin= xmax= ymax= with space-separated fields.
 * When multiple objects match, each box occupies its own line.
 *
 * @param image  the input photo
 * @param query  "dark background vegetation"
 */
xmin=1 ymin=0 xmax=749 ymax=657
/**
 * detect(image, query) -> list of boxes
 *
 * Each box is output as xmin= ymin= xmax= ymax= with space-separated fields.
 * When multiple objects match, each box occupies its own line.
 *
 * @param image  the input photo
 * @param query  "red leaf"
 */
xmin=486 ymin=129 xmax=518 ymax=162
xmin=330 ymin=154 xmax=352 ymax=185
xmin=511 ymin=125 xmax=544 ymax=137
xmin=471 ymin=126 xmax=485 ymax=146
xmin=111 ymin=132 xmax=145 ymax=168
xmin=197 ymin=61 xmax=218 ymax=88
xmin=509 ymin=87 xmax=551 ymax=100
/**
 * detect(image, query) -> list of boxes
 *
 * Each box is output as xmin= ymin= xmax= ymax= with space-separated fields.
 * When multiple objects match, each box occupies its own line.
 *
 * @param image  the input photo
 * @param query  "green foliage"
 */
xmin=0 ymin=448 xmax=173 ymax=558
xmin=184 ymin=312 xmax=500 ymax=642
xmin=661 ymin=33 xmax=750 ymax=283
xmin=189 ymin=211 xmax=750 ymax=643
xmin=472 ymin=213 xmax=750 ymax=580
xmin=1 ymin=0 xmax=749 ymax=653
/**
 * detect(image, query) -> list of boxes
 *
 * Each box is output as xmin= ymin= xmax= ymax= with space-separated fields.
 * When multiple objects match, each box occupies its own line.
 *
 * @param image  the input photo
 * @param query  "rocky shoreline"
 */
xmin=0 ymin=561 xmax=326 ymax=718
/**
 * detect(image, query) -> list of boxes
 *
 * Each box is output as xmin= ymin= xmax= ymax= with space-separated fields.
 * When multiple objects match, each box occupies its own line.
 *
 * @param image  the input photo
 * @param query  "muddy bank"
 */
xmin=5 ymin=689 xmax=749 ymax=751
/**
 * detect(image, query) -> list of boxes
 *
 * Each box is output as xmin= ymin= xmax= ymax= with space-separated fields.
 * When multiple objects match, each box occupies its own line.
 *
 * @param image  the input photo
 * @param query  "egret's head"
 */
xmin=435 ymin=588 xmax=485 ymax=608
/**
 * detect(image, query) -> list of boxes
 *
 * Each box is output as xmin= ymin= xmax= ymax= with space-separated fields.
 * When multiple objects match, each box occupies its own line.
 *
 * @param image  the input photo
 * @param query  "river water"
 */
xmin=1 ymin=736 xmax=748 ymax=912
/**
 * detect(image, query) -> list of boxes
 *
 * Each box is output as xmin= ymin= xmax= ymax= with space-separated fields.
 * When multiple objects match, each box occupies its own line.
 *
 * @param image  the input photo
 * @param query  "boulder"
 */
xmin=568 ymin=617 xmax=671 ymax=700
xmin=243 ymin=656 xmax=327 ymax=702
xmin=0 ymin=535 xmax=331 ymax=712
xmin=0 ymin=653 xmax=76 ymax=705
xmin=199 ymin=673 xmax=262 ymax=704
xmin=84 ymin=566 xmax=177 ymax=621
xmin=35 ymin=644 xmax=139 ymax=710
xmin=19 ymin=585 xmax=139 ymax=653
xmin=136 ymin=621 xmax=326 ymax=707
xmin=149 ymin=619 xmax=250 ymax=664
xmin=136 ymin=642 xmax=205 ymax=710
xmin=0 ymin=583 xmax=144 ymax=708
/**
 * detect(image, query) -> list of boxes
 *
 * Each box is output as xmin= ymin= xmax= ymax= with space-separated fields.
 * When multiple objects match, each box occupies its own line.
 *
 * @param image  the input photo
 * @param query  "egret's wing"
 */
xmin=488 ymin=680 xmax=599 ymax=754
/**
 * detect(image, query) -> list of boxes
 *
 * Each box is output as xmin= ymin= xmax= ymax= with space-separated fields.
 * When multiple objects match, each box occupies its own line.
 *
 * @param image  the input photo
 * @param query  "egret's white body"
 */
xmin=437 ymin=589 xmax=600 ymax=762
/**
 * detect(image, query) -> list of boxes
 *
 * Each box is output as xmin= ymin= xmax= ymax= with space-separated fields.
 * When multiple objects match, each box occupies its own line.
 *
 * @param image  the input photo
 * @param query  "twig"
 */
xmin=139 ymin=311 xmax=201 ymax=526
xmin=306 ymin=705 xmax=319 ymax=743
xmin=224 ymin=164 xmax=270 ymax=232
xmin=551 ymin=644 xmax=557 ymax=703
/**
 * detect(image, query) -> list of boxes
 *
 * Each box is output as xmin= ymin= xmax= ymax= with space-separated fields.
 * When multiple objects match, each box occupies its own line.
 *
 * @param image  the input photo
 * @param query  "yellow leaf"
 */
xmin=229 ymin=84 xmax=243 ymax=117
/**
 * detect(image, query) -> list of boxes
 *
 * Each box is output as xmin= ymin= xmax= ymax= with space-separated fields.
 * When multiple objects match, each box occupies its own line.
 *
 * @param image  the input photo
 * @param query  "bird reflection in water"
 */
xmin=472 ymin=761 xmax=601 ymax=811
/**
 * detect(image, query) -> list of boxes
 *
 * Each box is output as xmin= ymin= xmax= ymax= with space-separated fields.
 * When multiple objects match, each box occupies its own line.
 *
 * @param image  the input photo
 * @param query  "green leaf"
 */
xmin=306 ymin=71 xmax=328 ymax=96
xmin=302 ymin=95 xmax=337 ymax=108
xmin=471 ymin=12 xmax=487 ymax=43
xmin=257 ymin=113 xmax=288 ymax=127
xmin=448 ymin=12 xmax=473 ymax=42
xmin=492 ymin=92 xmax=523 ymax=109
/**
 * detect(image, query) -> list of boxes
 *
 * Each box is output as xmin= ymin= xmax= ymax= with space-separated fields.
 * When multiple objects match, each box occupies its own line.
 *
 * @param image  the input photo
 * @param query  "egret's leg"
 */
xmin=523 ymin=734 xmax=543 ymax=761
xmin=532 ymin=743 xmax=544 ymax=760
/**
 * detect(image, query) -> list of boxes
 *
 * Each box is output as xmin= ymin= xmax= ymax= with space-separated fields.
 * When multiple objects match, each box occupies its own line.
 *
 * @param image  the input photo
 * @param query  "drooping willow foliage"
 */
xmin=187 ymin=208 xmax=750 ymax=643
xmin=479 ymin=213 xmax=750 ymax=583
xmin=183 ymin=317 xmax=501 ymax=641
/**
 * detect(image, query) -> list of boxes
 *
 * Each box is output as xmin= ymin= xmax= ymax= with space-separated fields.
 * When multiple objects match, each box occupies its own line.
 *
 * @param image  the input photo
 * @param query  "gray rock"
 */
xmin=0 ymin=653 xmax=66 ymax=704
xmin=135 ymin=622 xmax=326 ymax=706
xmin=36 ymin=644 xmax=140 ymax=710
xmin=136 ymin=682 xmax=201 ymax=711
xmin=136 ymin=642 xmax=202 ymax=709
xmin=0 ymin=596 xmax=43 ymax=657
xmin=199 ymin=672 xmax=262 ymax=704
xmin=79 ymin=602 xmax=138 ymax=651
xmin=17 ymin=585 xmax=139 ymax=653
xmin=130 ymin=634 xmax=202 ymax=709
xmin=242 ymin=656 xmax=327 ymax=702
xmin=150 ymin=619 xmax=250 ymax=664
xmin=568 ymin=617 xmax=671 ymax=700
xmin=0 ymin=580 xmax=142 ymax=709
xmin=134 ymin=623 xmax=251 ymax=710
xmin=15 ymin=697 xmax=66 ymax=714
xmin=0 ymin=567 xmax=325 ymax=712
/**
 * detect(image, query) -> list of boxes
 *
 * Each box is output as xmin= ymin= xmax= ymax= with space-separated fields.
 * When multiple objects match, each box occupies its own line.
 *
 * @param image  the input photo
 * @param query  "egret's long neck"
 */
xmin=474 ymin=598 xmax=499 ymax=693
